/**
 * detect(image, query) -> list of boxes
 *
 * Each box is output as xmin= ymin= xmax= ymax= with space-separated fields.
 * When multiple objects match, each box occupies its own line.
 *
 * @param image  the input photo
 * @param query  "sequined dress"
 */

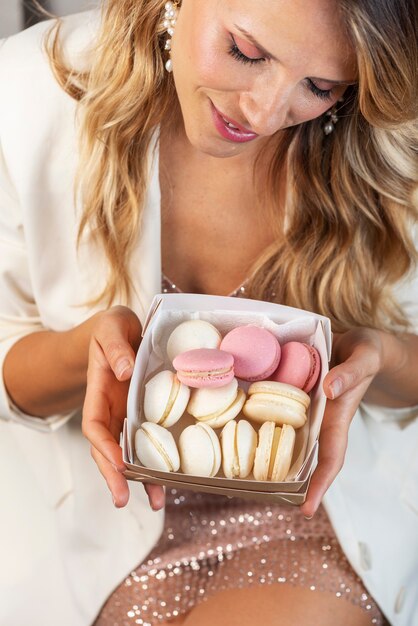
xmin=94 ymin=277 xmax=387 ymax=626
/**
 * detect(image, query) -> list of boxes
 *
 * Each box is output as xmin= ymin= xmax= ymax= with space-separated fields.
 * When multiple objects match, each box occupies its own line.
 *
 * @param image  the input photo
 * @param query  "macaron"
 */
xmin=173 ymin=348 xmax=234 ymax=388
xmin=143 ymin=370 xmax=190 ymax=427
xmin=270 ymin=341 xmax=321 ymax=392
xmin=253 ymin=421 xmax=296 ymax=482
xmin=179 ymin=423 xmax=221 ymax=477
xmin=220 ymin=325 xmax=281 ymax=381
xmin=135 ymin=422 xmax=180 ymax=472
xmin=166 ymin=320 xmax=222 ymax=362
xmin=220 ymin=419 xmax=257 ymax=479
xmin=243 ymin=380 xmax=310 ymax=429
xmin=187 ymin=378 xmax=246 ymax=429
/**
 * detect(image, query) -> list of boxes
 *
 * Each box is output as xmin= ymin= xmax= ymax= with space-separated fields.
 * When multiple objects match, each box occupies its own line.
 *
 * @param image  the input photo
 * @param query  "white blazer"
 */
xmin=0 ymin=12 xmax=417 ymax=626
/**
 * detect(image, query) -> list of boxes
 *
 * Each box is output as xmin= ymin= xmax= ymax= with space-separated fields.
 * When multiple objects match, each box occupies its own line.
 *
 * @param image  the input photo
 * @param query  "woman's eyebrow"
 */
xmin=233 ymin=24 xmax=358 ymax=85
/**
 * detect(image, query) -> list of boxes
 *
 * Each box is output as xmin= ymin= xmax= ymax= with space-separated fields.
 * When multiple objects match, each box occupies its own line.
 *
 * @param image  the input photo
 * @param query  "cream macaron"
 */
xmin=243 ymin=381 xmax=310 ymax=429
xmin=253 ymin=421 xmax=296 ymax=482
xmin=135 ymin=422 xmax=180 ymax=472
xmin=187 ymin=378 xmax=246 ymax=429
xmin=220 ymin=419 xmax=257 ymax=479
xmin=143 ymin=370 xmax=190 ymax=428
xmin=166 ymin=320 xmax=222 ymax=362
xmin=179 ymin=423 xmax=221 ymax=477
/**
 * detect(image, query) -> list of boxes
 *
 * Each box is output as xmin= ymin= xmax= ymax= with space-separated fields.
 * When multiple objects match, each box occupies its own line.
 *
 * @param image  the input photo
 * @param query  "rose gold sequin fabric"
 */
xmin=93 ymin=277 xmax=387 ymax=626
xmin=94 ymin=489 xmax=386 ymax=626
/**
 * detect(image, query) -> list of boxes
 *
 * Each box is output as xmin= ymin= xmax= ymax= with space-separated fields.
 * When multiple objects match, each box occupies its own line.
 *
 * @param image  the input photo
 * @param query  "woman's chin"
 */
xmin=186 ymin=130 xmax=252 ymax=160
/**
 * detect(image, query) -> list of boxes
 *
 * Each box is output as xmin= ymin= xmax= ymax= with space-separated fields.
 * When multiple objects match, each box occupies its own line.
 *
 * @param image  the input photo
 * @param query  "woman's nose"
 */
xmin=239 ymin=75 xmax=292 ymax=136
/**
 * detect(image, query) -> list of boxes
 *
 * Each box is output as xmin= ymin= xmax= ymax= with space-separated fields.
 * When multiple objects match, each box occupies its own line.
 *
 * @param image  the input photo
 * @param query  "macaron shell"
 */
xmin=166 ymin=320 xmax=222 ymax=362
xmin=143 ymin=370 xmax=190 ymax=427
xmin=220 ymin=418 xmax=256 ymax=478
xmin=143 ymin=370 xmax=174 ymax=424
xmin=253 ymin=421 xmax=275 ymax=481
xmin=165 ymin=381 xmax=191 ymax=428
xmin=270 ymin=342 xmax=321 ymax=392
xmin=236 ymin=419 xmax=257 ymax=478
xmin=203 ymin=388 xmax=246 ymax=429
xmin=248 ymin=381 xmax=311 ymax=409
xmin=179 ymin=423 xmax=221 ymax=477
xmin=135 ymin=422 xmax=180 ymax=472
xmin=173 ymin=348 xmax=235 ymax=389
xmin=243 ymin=393 xmax=307 ymax=429
xmin=220 ymin=325 xmax=281 ymax=381
xmin=187 ymin=378 xmax=238 ymax=418
xmin=271 ymin=424 xmax=296 ymax=481
xmin=220 ymin=420 xmax=239 ymax=478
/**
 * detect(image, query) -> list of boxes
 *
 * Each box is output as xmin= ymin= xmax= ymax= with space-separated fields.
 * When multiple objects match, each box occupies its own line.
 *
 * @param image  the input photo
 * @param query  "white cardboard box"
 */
xmin=122 ymin=293 xmax=332 ymax=505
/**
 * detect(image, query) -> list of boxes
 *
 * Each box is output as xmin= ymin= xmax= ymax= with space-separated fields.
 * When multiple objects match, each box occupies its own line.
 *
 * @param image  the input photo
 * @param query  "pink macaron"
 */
xmin=270 ymin=341 xmax=321 ymax=393
xmin=220 ymin=325 xmax=281 ymax=382
xmin=173 ymin=348 xmax=235 ymax=388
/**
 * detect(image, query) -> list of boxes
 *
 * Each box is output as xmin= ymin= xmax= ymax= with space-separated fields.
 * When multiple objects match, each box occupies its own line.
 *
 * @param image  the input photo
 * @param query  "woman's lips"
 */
xmin=210 ymin=102 xmax=259 ymax=143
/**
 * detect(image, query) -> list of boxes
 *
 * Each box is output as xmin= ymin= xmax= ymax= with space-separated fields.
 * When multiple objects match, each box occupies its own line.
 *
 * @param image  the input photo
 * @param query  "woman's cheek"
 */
xmin=291 ymin=93 xmax=333 ymax=125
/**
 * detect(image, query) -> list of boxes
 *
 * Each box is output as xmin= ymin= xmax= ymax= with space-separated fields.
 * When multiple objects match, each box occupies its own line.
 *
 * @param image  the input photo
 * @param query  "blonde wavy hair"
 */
xmin=44 ymin=0 xmax=418 ymax=333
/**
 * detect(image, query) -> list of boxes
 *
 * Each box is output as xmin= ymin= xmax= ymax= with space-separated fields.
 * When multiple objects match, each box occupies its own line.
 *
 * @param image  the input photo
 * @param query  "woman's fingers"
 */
xmin=81 ymin=307 xmax=144 ymax=507
xmin=324 ymin=341 xmax=380 ymax=400
xmin=299 ymin=396 xmax=351 ymax=517
xmin=82 ymin=379 xmax=127 ymax=470
xmin=301 ymin=355 xmax=375 ymax=518
xmin=144 ymin=484 xmax=166 ymax=511
xmin=91 ymin=445 xmax=130 ymax=507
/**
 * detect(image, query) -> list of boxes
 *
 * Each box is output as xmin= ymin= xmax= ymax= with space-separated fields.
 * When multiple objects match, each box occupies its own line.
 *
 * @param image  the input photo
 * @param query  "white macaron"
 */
xmin=243 ymin=381 xmax=310 ymax=429
xmin=166 ymin=320 xmax=222 ymax=362
xmin=135 ymin=422 xmax=180 ymax=472
xmin=187 ymin=378 xmax=246 ymax=429
xmin=220 ymin=419 xmax=257 ymax=479
xmin=179 ymin=423 xmax=221 ymax=477
xmin=144 ymin=370 xmax=190 ymax=428
xmin=253 ymin=421 xmax=296 ymax=482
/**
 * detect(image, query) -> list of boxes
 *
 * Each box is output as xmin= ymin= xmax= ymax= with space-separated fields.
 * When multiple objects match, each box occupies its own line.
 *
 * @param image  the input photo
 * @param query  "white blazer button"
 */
xmin=394 ymin=587 xmax=406 ymax=614
xmin=358 ymin=542 xmax=372 ymax=570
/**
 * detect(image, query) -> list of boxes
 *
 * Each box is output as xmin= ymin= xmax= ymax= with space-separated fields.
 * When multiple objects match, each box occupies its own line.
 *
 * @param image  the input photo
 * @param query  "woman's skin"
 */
xmin=2 ymin=1 xmax=417 ymax=621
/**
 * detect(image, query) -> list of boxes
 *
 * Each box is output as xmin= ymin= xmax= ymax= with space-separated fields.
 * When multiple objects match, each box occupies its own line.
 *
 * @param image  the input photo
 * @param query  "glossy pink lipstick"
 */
xmin=211 ymin=102 xmax=258 ymax=143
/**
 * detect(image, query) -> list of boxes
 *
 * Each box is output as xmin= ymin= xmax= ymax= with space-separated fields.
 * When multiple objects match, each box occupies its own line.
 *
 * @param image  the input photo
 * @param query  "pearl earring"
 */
xmin=323 ymin=98 xmax=344 ymax=135
xmin=162 ymin=1 xmax=179 ymax=72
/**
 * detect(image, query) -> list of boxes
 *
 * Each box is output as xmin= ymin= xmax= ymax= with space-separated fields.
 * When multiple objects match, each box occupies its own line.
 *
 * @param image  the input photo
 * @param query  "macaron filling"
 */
xmin=201 ymin=426 xmax=220 ymax=477
xmin=304 ymin=344 xmax=320 ymax=391
xmin=268 ymin=426 xmax=282 ymax=479
xmin=195 ymin=388 xmax=245 ymax=423
xmin=159 ymin=376 xmax=181 ymax=426
xmin=177 ymin=366 xmax=233 ymax=380
xmin=140 ymin=427 xmax=176 ymax=471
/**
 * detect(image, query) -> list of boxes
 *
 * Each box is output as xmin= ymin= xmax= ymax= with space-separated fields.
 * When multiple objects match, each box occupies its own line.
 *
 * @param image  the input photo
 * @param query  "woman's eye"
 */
xmin=228 ymin=41 xmax=265 ymax=66
xmin=306 ymin=78 xmax=333 ymax=101
xmin=228 ymin=38 xmax=334 ymax=103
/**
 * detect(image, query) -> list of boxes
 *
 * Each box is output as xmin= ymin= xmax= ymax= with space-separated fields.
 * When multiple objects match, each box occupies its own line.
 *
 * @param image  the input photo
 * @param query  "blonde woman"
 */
xmin=0 ymin=1 xmax=417 ymax=625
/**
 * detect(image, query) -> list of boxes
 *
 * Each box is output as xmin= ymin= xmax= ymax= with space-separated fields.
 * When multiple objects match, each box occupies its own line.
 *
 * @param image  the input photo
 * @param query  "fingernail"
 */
xmin=330 ymin=377 xmax=343 ymax=399
xmin=115 ymin=358 xmax=133 ymax=380
xmin=304 ymin=515 xmax=313 ymax=521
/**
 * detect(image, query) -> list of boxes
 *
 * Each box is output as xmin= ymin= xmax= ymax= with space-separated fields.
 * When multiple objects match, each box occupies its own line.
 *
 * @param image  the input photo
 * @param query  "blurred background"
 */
xmin=0 ymin=0 xmax=97 ymax=38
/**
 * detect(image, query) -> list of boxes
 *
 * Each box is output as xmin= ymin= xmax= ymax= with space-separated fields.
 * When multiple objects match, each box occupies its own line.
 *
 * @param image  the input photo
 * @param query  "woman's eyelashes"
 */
xmin=228 ymin=39 xmax=334 ymax=101
xmin=228 ymin=41 xmax=265 ymax=66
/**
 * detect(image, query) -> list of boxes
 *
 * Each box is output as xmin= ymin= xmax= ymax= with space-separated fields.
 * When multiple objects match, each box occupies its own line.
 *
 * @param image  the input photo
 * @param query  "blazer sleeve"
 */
xmin=361 ymin=227 xmax=418 ymax=427
xmin=0 ymin=40 xmax=74 ymax=432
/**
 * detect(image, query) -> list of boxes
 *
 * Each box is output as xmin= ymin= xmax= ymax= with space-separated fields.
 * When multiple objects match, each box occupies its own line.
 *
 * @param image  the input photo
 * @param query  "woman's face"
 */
xmin=170 ymin=0 xmax=357 ymax=158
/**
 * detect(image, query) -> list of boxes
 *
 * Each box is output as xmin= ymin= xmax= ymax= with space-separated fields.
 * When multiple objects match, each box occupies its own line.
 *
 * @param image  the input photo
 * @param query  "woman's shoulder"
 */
xmin=0 ymin=10 xmax=100 ymax=81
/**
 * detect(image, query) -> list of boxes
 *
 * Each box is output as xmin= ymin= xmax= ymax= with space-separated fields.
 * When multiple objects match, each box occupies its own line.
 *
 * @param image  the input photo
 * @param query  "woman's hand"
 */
xmin=300 ymin=328 xmax=384 ymax=518
xmin=82 ymin=306 xmax=165 ymax=510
